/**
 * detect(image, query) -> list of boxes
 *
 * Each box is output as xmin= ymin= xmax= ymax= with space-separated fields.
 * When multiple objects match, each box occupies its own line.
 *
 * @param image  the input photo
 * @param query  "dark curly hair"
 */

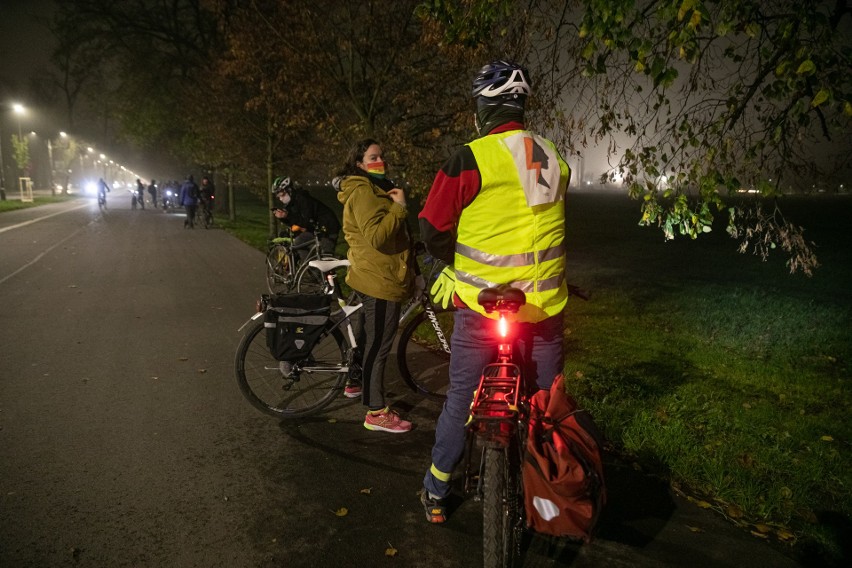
xmin=336 ymin=138 xmax=379 ymax=178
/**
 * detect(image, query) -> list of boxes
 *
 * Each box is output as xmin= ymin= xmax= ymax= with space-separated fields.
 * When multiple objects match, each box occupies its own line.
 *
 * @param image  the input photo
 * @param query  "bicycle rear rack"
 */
xmin=469 ymin=362 xmax=522 ymax=444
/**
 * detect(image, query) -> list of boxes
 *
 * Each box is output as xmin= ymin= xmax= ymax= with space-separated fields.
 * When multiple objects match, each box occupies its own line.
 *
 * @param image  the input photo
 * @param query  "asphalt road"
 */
xmin=0 ymin=196 xmax=803 ymax=567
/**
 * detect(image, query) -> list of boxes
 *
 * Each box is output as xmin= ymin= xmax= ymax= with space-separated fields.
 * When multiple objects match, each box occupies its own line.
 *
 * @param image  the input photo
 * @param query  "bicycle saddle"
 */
xmin=308 ymin=259 xmax=350 ymax=273
xmin=477 ymin=285 xmax=526 ymax=313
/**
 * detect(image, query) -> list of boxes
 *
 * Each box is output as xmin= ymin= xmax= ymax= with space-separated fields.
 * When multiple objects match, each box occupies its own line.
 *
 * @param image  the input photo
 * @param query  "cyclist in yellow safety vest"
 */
xmin=418 ymin=60 xmax=571 ymax=524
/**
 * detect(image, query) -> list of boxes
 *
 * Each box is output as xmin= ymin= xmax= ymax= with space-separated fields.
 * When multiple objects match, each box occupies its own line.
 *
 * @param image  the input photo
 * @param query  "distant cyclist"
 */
xmin=148 ymin=179 xmax=158 ymax=208
xmin=135 ymin=178 xmax=145 ymax=209
xmin=97 ymin=177 xmax=111 ymax=206
xmin=200 ymin=176 xmax=215 ymax=211
xmin=179 ymin=174 xmax=200 ymax=229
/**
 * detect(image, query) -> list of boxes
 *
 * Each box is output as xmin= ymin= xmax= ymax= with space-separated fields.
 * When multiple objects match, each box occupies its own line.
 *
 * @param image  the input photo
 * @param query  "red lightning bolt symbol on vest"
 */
xmin=524 ymin=137 xmax=542 ymax=184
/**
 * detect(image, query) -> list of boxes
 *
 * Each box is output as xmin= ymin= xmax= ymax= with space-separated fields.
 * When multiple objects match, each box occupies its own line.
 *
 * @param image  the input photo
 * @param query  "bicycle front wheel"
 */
xmin=396 ymin=308 xmax=451 ymax=399
xmin=482 ymin=445 xmax=522 ymax=568
xmin=266 ymin=245 xmax=293 ymax=294
xmin=295 ymin=254 xmax=339 ymax=294
xmin=235 ymin=318 xmax=348 ymax=418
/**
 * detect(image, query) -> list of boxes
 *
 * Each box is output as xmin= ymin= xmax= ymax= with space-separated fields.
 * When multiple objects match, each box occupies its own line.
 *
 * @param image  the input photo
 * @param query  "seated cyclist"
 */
xmin=271 ymin=176 xmax=341 ymax=261
xmin=97 ymin=177 xmax=111 ymax=198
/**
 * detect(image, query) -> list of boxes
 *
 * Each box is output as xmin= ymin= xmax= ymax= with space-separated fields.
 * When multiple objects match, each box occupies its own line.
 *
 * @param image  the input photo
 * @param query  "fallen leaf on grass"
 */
xmin=686 ymin=525 xmax=703 ymax=533
xmin=725 ymin=505 xmax=744 ymax=519
xmin=776 ymin=528 xmax=796 ymax=542
xmin=360 ymin=488 xmax=372 ymax=495
xmin=820 ymin=435 xmax=834 ymax=442
xmin=753 ymin=523 xmax=772 ymax=534
xmin=332 ymin=507 xmax=348 ymax=517
xmin=327 ymin=418 xmax=337 ymax=424
xmin=749 ymin=530 xmax=769 ymax=539
xmin=385 ymin=543 xmax=398 ymax=557
xmin=695 ymin=500 xmax=713 ymax=509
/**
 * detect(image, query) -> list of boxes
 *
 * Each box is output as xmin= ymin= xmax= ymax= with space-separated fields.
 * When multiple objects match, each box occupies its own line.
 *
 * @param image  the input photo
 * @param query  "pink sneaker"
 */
xmin=364 ymin=407 xmax=412 ymax=433
xmin=343 ymin=381 xmax=362 ymax=399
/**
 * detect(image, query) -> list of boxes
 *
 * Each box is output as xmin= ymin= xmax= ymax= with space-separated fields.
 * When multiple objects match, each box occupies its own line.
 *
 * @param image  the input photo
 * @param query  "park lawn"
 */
xmin=221 ymin=185 xmax=851 ymax=564
xmin=0 ymin=194 xmax=81 ymax=212
xmin=562 ymin=191 xmax=851 ymax=564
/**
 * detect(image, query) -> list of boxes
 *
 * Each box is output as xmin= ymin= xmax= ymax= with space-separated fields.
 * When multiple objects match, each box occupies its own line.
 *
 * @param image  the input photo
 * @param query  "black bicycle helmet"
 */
xmin=471 ymin=60 xmax=531 ymax=100
xmin=271 ymin=176 xmax=292 ymax=194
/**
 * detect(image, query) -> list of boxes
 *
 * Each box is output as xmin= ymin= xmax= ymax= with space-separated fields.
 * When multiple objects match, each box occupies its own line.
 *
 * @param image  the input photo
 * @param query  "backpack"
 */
xmin=264 ymin=294 xmax=331 ymax=361
xmin=523 ymin=374 xmax=606 ymax=542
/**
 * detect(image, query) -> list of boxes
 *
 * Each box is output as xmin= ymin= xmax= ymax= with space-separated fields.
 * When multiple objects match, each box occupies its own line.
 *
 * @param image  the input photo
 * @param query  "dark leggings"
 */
xmin=353 ymin=292 xmax=401 ymax=410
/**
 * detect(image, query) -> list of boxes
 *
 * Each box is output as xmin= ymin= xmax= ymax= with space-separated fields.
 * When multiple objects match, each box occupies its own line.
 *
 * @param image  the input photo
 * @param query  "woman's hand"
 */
xmin=387 ymin=188 xmax=406 ymax=208
xmin=273 ymin=208 xmax=288 ymax=219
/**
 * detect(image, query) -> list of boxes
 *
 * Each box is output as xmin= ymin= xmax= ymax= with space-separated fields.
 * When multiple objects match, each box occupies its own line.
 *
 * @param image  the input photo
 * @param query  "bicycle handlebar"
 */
xmin=567 ymin=284 xmax=590 ymax=301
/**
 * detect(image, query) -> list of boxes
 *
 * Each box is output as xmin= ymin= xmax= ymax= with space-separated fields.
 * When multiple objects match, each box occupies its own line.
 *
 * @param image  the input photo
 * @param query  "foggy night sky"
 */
xmin=0 ymin=0 xmax=56 ymax=96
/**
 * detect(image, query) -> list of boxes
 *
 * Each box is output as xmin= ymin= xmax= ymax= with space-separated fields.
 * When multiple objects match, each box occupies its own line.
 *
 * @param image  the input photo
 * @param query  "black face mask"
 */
xmin=475 ymin=100 xmax=525 ymax=136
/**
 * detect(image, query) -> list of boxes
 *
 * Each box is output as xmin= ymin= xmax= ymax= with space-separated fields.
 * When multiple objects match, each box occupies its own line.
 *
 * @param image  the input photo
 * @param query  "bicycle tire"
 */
xmin=482 ymin=445 xmax=522 ymax=568
xmin=396 ymin=308 xmax=451 ymax=399
xmin=235 ymin=318 xmax=349 ymax=419
xmin=295 ymin=254 xmax=339 ymax=294
xmin=266 ymin=245 xmax=294 ymax=295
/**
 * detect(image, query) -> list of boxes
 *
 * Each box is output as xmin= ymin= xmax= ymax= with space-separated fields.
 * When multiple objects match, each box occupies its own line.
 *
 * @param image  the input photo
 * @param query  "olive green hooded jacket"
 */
xmin=337 ymin=174 xmax=413 ymax=302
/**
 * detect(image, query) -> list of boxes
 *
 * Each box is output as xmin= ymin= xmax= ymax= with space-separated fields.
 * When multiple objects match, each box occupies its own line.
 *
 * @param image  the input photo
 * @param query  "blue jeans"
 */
xmin=423 ymin=309 xmax=564 ymax=498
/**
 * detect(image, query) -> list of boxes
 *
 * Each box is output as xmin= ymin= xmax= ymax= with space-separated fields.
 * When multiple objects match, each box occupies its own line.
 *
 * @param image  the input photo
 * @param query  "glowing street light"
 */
xmin=12 ymin=103 xmax=25 ymax=138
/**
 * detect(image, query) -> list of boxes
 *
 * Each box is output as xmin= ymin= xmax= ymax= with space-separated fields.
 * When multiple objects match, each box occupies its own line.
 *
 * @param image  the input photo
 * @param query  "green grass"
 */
xmin=0 ymin=194 xmax=82 ymax=212
xmin=222 ymin=187 xmax=851 ymax=563
xmin=562 ymin=192 xmax=851 ymax=564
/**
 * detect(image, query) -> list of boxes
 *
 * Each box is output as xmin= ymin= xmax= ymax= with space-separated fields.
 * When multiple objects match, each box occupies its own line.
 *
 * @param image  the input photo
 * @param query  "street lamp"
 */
xmin=12 ymin=103 xmax=25 ymax=138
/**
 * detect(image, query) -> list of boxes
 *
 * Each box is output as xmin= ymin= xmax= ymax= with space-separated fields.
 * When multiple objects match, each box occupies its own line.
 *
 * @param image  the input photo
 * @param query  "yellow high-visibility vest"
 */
xmin=454 ymin=130 xmax=570 ymax=323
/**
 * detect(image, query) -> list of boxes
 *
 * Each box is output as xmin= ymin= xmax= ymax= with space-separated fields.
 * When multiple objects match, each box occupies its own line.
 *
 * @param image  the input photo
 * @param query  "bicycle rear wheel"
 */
xmin=235 ymin=318 xmax=348 ymax=418
xmin=482 ymin=444 xmax=523 ymax=568
xmin=396 ymin=308 xmax=451 ymax=399
xmin=266 ymin=245 xmax=294 ymax=294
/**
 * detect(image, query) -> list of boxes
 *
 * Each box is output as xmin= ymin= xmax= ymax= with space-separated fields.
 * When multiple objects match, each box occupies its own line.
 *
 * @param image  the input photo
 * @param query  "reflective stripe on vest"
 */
xmin=454 ymin=130 xmax=570 ymax=322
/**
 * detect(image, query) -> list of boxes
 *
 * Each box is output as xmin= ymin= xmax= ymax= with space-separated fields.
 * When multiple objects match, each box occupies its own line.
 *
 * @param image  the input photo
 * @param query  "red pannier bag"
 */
xmin=523 ymin=374 xmax=606 ymax=542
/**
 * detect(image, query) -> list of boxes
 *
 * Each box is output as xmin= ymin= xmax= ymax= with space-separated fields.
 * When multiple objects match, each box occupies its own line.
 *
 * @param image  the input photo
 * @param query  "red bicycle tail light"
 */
xmin=499 ymin=315 xmax=508 ymax=338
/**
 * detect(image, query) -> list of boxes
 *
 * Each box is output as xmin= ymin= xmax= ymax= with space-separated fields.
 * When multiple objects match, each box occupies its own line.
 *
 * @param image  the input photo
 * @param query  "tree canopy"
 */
xmin=45 ymin=0 xmax=851 ymax=273
xmin=420 ymin=0 xmax=851 ymax=275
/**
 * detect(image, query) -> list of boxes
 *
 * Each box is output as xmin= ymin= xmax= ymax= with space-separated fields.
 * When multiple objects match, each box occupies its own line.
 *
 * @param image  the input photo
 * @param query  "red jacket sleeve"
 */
xmin=418 ymin=145 xmax=481 ymax=265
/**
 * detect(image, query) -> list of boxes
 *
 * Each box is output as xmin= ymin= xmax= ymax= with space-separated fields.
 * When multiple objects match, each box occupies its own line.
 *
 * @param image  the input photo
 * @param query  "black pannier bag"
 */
xmin=264 ymin=294 xmax=331 ymax=361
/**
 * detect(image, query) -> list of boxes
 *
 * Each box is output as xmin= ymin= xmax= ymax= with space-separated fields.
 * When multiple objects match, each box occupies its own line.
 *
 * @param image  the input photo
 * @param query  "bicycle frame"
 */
xmin=398 ymin=286 xmax=451 ymax=351
xmin=266 ymin=228 xmax=334 ymax=294
xmin=308 ymin=258 xmax=364 ymax=354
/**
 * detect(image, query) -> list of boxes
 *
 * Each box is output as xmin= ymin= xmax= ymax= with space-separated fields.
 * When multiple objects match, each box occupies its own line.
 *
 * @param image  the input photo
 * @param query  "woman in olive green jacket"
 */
xmin=336 ymin=138 xmax=414 ymax=433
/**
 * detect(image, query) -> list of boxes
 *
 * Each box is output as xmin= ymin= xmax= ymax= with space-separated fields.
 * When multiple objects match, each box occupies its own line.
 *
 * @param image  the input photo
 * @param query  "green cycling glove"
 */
xmin=430 ymin=267 xmax=456 ymax=309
